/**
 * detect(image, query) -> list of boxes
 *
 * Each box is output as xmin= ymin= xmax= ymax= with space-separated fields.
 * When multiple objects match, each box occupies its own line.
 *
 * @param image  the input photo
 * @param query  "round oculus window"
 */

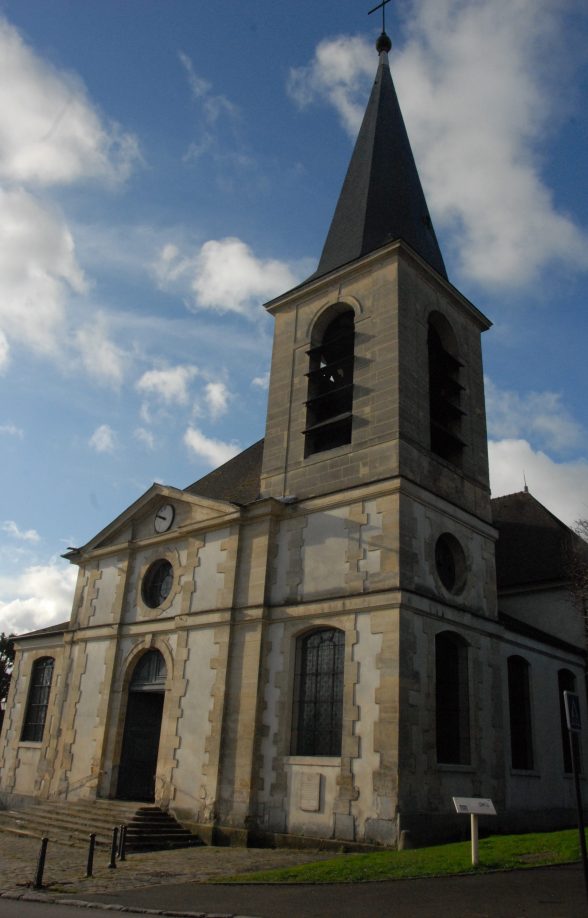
xmin=435 ymin=533 xmax=467 ymax=595
xmin=142 ymin=559 xmax=174 ymax=609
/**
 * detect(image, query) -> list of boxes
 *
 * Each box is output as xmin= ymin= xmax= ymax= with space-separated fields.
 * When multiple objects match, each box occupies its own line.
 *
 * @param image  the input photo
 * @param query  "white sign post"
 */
xmin=563 ymin=691 xmax=588 ymax=903
xmin=453 ymin=797 xmax=496 ymax=866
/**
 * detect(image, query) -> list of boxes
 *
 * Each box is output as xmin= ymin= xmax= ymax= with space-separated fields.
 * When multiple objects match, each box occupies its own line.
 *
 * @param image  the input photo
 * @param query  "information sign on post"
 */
xmin=563 ymin=690 xmax=588 ymax=903
xmin=452 ymin=797 xmax=496 ymax=866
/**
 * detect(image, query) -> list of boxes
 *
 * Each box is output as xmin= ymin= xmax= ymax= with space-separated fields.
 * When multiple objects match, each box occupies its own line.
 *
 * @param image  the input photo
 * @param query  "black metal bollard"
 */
xmin=86 ymin=832 xmax=96 ymax=877
xmin=108 ymin=826 xmax=118 ymax=869
xmin=33 ymin=836 xmax=49 ymax=889
xmin=118 ymin=824 xmax=127 ymax=861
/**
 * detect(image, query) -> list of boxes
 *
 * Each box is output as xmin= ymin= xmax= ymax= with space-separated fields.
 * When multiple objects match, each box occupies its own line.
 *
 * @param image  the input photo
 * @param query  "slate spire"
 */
xmin=313 ymin=32 xmax=447 ymax=281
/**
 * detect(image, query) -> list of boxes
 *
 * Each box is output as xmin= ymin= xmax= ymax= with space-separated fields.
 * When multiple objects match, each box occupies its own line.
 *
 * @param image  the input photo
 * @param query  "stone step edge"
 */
xmin=3 ymin=806 xmax=176 ymax=827
xmin=24 ymin=800 xmax=155 ymax=810
xmin=1 ymin=819 xmax=197 ymax=844
xmin=0 ymin=825 xmax=107 ymax=847
xmin=0 ymin=824 xmax=200 ymax=850
xmin=1 ymin=818 xmax=200 ymax=841
xmin=8 ymin=813 xmax=192 ymax=834
xmin=7 ymin=810 xmax=145 ymax=827
xmin=0 ymin=813 xmax=131 ymax=837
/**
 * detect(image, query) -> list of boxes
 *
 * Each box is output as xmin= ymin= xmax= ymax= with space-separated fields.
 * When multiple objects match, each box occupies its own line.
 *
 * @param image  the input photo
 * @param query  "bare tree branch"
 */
xmin=565 ymin=522 xmax=588 ymax=634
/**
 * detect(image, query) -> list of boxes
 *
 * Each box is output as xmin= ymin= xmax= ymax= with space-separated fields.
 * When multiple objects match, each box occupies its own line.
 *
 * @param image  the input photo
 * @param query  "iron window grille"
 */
xmin=21 ymin=656 xmax=54 ymax=743
xmin=292 ymin=628 xmax=345 ymax=756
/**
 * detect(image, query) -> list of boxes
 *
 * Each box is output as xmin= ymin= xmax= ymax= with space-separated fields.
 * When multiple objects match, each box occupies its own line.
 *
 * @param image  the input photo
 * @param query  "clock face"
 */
xmin=154 ymin=503 xmax=175 ymax=533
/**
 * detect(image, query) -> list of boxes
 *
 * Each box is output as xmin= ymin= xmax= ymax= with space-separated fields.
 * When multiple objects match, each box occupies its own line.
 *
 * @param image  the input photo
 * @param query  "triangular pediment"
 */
xmin=65 ymin=484 xmax=240 ymax=559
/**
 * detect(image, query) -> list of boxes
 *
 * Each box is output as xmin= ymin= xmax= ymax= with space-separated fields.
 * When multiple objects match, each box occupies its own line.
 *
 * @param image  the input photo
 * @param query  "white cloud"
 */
xmin=183 ymin=133 xmax=214 ymax=164
xmin=89 ymin=424 xmax=116 ymax=453
xmin=1 ymin=520 xmax=40 ymax=542
xmin=0 ymin=422 xmax=22 ymax=437
xmin=489 ymin=438 xmax=588 ymax=527
xmin=134 ymin=427 xmax=155 ymax=450
xmin=139 ymin=401 xmax=152 ymax=425
xmin=0 ymin=560 xmax=77 ymax=635
xmin=179 ymin=51 xmax=237 ymax=124
xmin=289 ymin=4 xmax=588 ymax=287
xmin=75 ymin=316 xmax=125 ymax=387
xmin=0 ymin=17 xmax=142 ymax=383
xmin=155 ymin=237 xmax=298 ymax=316
xmin=204 ymin=381 xmax=230 ymax=420
xmin=485 ymin=379 xmax=584 ymax=454
xmin=184 ymin=426 xmax=240 ymax=468
xmin=136 ymin=364 xmax=199 ymax=405
xmin=0 ymin=187 xmax=87 ymax=355
xmin=0 ymin=17 xmax=139 ymax=186
xmin=288 ymin=35 xmax=374 ymax=137
xmin=0 ymin=328 xmax=9 ymax=372
xmin=395 ymin=0 xmax=588 ymax=286
xmin=251 ymin=371 xmax=270 ymax=390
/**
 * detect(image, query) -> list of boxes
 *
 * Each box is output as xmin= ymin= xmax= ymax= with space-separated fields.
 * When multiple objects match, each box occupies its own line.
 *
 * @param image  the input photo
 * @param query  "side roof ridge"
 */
xmin=184 ymin=438 xmax=264 ymax=506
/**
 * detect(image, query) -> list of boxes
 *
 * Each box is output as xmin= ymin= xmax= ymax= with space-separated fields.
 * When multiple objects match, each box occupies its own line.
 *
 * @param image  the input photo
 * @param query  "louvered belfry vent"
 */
xmin=304 ymin=310 xmax=355 ymax=457
xmin=428 ymin=316 xmax=466 ymax=466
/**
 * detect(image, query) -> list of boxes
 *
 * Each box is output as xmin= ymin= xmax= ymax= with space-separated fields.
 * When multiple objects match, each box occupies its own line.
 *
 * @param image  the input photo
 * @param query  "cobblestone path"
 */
xmin=0 ymin=829 xmax=331 ymax=898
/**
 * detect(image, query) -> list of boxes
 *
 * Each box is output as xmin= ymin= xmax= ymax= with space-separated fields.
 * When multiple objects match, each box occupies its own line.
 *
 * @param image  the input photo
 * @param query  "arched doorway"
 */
xmin=117 ymin=650 xmax=167 ymax=802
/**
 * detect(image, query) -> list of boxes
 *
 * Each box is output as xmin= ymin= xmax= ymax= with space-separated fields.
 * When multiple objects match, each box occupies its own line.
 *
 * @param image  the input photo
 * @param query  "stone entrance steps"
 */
xmin=0 ymin=799 xmax=203 ymax=851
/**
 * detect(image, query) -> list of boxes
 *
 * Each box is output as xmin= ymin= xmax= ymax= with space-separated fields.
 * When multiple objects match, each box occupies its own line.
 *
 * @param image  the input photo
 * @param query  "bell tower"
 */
xmin=257 ymin=32 xmax=499 ymax=842
xmin=260 ymin=32 xmax=493 ymax=533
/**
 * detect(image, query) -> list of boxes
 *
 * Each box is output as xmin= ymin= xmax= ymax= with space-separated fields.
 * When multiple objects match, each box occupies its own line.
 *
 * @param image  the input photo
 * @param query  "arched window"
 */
xmin=508 ymin=656 xmax=534 ymax=770
xmin=21 ymin=657 xmax=55 ymax=742
xmin=428 ymin=313 xmax=465 ymax=466
xmin=558 ymin=669 xmax=580 ymax=774
xmin=291 ymin=628 xmax=345 ymax=756
xmin=436 ymin=631 xmax=470 ymax=765
xmin=304 ymin=309 xmax=355 ymax=457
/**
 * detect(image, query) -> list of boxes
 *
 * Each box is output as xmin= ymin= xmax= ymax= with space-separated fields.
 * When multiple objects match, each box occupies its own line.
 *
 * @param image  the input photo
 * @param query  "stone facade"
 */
xmin=1 ymin=243 xmax=586 ymax=847
xmin=2 ymin=39 xmax=586 ymax=848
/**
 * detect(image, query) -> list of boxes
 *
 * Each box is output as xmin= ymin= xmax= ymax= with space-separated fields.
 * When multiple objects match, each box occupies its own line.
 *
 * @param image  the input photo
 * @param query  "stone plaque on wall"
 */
xmin=299 ymin=772 xmax=321 ymax=812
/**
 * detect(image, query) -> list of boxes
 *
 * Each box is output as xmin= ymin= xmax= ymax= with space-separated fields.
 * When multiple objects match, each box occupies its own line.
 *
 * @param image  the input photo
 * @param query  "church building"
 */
xmin=1 ymin=30 xmax=586 ymax=848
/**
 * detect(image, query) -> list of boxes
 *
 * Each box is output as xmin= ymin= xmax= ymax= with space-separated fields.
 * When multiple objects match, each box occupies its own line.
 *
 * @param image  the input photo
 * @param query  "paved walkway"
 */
xmin=0 ymin=829 xmax=330 ymax=898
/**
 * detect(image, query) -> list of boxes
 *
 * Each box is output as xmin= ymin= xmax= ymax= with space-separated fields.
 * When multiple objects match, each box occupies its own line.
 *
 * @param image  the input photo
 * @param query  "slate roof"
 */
xmin=310 ymin=40 xmax=447 ymax=283
xmin=15 ymin=621 xmax=69 ymax=640
xmin=491 ymin=490 xmax=579 ymax=589
xmin=184 ymin=439 xmax=264 ymax=506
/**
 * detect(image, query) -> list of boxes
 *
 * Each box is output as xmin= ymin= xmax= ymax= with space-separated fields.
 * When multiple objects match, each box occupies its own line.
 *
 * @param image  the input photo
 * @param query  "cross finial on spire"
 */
xmin=368 ymin=0 xmax=392 ymax=32
xmin=368 ymin=0 xmax=393 ymax=53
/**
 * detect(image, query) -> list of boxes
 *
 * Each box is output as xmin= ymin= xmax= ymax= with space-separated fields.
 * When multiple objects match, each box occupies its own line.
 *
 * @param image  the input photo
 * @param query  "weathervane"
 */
xmin=368 ymin=0 xmax=393 ymax=34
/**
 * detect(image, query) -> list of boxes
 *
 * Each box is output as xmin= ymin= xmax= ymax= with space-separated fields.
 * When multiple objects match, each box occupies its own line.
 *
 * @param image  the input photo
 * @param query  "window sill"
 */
xmin=303 ymin=440 xmax=352 ymax=465
xmin=510 ymin=769 xmax=540 ymax=778
xmin=436 ymin=762 xmax=474 ymax=773
xmin=284 ymin=756 xmax=341 ymax=767
xmin=18 ymin=741 xmax=43 ymax=748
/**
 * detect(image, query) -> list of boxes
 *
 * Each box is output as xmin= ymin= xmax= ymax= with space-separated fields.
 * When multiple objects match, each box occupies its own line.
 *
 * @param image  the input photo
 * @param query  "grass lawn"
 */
xmin=215 ymin=829 xmax=587 ymax=884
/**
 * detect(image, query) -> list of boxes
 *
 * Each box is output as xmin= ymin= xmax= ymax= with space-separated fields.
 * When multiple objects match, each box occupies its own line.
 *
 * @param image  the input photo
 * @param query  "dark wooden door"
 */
xmin=117 ymin=691 xmax=164 ymax=801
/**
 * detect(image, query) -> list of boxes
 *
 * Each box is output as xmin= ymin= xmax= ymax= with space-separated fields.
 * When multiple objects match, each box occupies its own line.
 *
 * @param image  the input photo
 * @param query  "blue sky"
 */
xmin=1 ymin=0 xmax=587 ymax=635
